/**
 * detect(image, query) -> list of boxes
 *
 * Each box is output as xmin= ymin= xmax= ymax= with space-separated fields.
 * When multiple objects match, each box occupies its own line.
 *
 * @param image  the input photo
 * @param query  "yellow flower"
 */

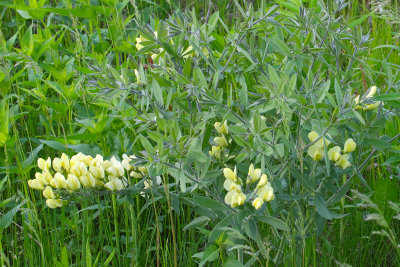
xmin=225 ymin=190 xmax=246 ymax=208
xmin=328 ymin=146 xmax=341 ymax=161
xmin=35 ymin=172 xmax=48 ymax=185
xmin=107 ymin=157 xmax=125 ymax=177
xmin=104 ymin=177 xmax=124 ymax=191
xmin=66 ymin=174 xmax=81 ymax=191
xmin=183 ymin=45 xmax=195 ymax=59
xmin=214 ymin=121 xmax=229 ymax=135
xmin=335 ymin=154 xmax=351 ymax=169
xmin=308 ymin=144 xmax=324 ymax=161
xmin=79 ymin=174 xmax=96 ymax=188
xmin=252 ymin=197 xmax=264 ymax=210
xmin=37 ymin=157 xmax=51 ymax=171
xmin=247 ymin=164 xmax=262 ymax=183
xmin=214 ymin=135 xmax=228 ymax=147
xmin=130 ymin=171 xmax=143 ymax=178
xmin=28 ymin=179 xmax=44 ymax=190
xmin=42 ymin=186 xmax=56 ymax=199
xmin=46 ymin=199 xmax=63 ymax=209
xmin=343 ymin=138 xmax=356 ymax=153
xmin=257 ymin=182 xmax=275 ymax=202
xmin=364 ymin=101 xmax=381 ymax=110
xmin=223 ymin=167 xmax=237 ymax=182
xmin=50 ymin=173 xmax=67 ymax=189
xmin=134 ymin=69 xmax=141 ymax=84
xmin=208 ymin=145 xmax=221 ymax=159
xmin=70 ymin=162 xmax=88 ymax=177
xmin=365 ymin=85 xmax=377 ymax=99
xmin=223 ymin=179 xmax=241 ymax=192
xmin=257 ymin=174 xmax=268 ymax=188
xmin=60 ymin=153 xmax=70 ymax=171
xmin=308 ymin=131 xmax=319 ymax=142
xmin=52 ymin=158 xmax=63 ymax=172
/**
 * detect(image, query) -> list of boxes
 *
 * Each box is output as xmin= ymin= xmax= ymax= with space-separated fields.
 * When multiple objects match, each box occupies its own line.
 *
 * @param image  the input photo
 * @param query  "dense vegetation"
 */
xmin=0 ymin=0 xmax=399 ymax=266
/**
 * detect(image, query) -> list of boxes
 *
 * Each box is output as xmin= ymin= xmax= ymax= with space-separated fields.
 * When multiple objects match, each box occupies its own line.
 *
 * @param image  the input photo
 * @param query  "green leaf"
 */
xmin=373 ymin=93 xmax=400 ymax=101
xmin=257 ymin=215 xmax=289 ymax=231
xmin=139 ymin=135 xmax=155 ymax=154
xmin=183 ymin=216 xmax=210 ymax=231
xmin=85 ymin=238 xmax=92 ymax=267
xmin=0 ymin=201 xmax=25 ymax=230
xmin=194 ymin=197 xmax=230 ymax=211
xmin=199 ymin=245 xmax=219 ymax=266
xmin=34 ymin=100 xmax=69 ymax=113
xmin=315 ymin=196 xmax=332 ymax=220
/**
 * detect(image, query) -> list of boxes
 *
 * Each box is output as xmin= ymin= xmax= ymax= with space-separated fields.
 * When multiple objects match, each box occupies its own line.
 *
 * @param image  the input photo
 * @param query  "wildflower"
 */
xmin=343 ymin=138 xmax=356 ymax=153
xmin=308 ymin=144 xmax=324 ymax=161
xmin=46 ymin=199 xmax=63 ymax=209
xmin=134 ymin=69 xmax=141 ymax=84
xmin=60 ymin=153 xmax=70 ymax=170
xmin=252 ymin=197 xmax=264 ymax=210
xmin=223 ymin=167 xmax=238 ymax=182
xmin=42 ymin=186 xmax=56 ymax=199
xmin=257 ymin=174 xmax=268 ymax=188
xmin=28 ymin=179 xmax=45 ymax=190
xmin=183 ymin=45 xmax=195 ymax=59
xmin=79 ymin=174 xmax=96 ymax=188
xmin=256 ymin=183 xmax=275 ymax=202
xmin=130 ymin=171 xmax=143 ymax=178
xmin=104 ymin=177 xmax=124 ymax=191
xmin=335 ymin=154 xmax=351 ymax=169
xmin=107 ymin=157 xmax=125 ymax=177
xmin=308 ymin=131 xmax=319 ymax=142
xmin=38 ymin=157 xmax=51 ymax=171
xmin=247 ymin=164 xmax=262 ymax=183
xmin=214 ymin=121 xmax=229 ymax=135
xmin=50 ymin=173 xmax=67 ymax=189
xmin=328 ymin=146 xmax=341 ymax=161
xmin=214 ymin=135 xmax=228 ymax=147
xmin=223 ymin=179 xmax=242 ymax=192
xmin=225 ymin=190 xmax=246 ymax=208
xmin=209 ymin=146 xmax=221 ymax=159
xmin=52 ymin=158 xmax=63 ymax=172
xmin=66 ymin=174 xmax=81 ymax=191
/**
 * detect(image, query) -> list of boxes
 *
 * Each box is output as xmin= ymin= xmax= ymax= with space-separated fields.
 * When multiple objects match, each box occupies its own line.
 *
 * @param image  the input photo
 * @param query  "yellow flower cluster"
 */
xmin=209 ymin=120 xmax=229 ymax=159
xmin=223 ymin=167 xmax=246 ymax=208
xmin=354 ymin=85 xmax=382 ymax=110
xmin=222 ymin=164 xmax=275 ymax=210
xmin=307 ymin=131 xmax=356 ymax=169
xmin=247 ymin=164 xmax=275 ymax=210
xmin=28 ymin=153 xmax=147 ymax=208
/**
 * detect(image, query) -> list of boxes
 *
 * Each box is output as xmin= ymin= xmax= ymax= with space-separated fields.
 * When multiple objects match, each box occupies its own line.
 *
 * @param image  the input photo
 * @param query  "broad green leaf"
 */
xmin=183 ymin=216 xmax=210 ymax=231
xmin=0 ymin=201 xmax=25 ymax=230
xmin=257 ymin=215 xmax=289 ymax=231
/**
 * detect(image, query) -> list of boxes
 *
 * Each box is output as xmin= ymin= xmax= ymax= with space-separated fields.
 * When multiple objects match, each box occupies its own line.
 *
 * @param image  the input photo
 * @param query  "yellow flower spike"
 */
xmin=328 ymin=146 xmax=341 ymax=161
xmin=252 ymin=197 xmax=264 ymax=210
xmin=209 ymin=145 xmax=221 ymax=159
xmin=223 ymin=167 xmax=237 ymax=182
xmin=46 ymin=199 xmax=63 ymax=209
xmin=343 ymin=138 xmax=356 ymax=153
xmin=308 ymin=131 xmax=319 ymax=142
xmin=50 ymin=173 xmax=67 ymax=189
xmin=42 ymin=186 xmax=56 ymax=199
xmin=38 ymin=157 xmax=51 ymax=171
xmin=28 ymin=179 xmax=44 ymax=190
xmin=66 ymin=174 xmax=81 ymax=191
xmin=214 ymin=135 xmax=228 ymax=147
xmin=257 ymin=174 xmax=268 ymax=188
xmin=214 ymin=120 xmax=229 ymax=135
xmin=52 ymin=158 xmax=63 ymax=172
